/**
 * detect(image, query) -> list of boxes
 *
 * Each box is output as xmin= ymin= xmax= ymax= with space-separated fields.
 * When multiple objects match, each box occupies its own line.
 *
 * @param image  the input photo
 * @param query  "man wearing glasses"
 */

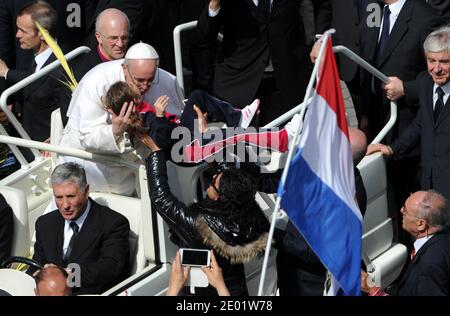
xmin=57 ymin=42 xmax=184 ymax=195
xmin=59 ymin=8 xmax=131 ymax=126
xmin=362 ymin=190 xmax=450 ymax=296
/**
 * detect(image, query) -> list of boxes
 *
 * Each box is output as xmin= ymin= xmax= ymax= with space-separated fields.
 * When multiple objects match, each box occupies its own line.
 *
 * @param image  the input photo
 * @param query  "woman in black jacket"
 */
xmin=144 ymin=137 xmax=269 ymax=296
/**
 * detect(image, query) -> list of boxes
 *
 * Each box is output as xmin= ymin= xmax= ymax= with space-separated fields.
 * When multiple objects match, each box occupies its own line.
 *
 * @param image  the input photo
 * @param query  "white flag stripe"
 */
xmin=300 ymin=93 xmax=362 ymax=221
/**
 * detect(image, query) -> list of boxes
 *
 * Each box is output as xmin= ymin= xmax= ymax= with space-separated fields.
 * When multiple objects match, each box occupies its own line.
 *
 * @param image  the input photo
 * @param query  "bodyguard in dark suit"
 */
xmin=0 ymin=193 xmax=13 ymax=265
xmin=0 ymin=1 xmax=62 ymax=144
xmin=367 ymin=26 xmax=450 ymax=215
xmin=197 ymin=0 xmax=310 ymax=125
xmin=33 ymin=162 xmax=130 ymax=295
xmin=0 ymin=0 xmax=89 ymax=75
xmin=6 ymin=55 xmax=60 ymax=143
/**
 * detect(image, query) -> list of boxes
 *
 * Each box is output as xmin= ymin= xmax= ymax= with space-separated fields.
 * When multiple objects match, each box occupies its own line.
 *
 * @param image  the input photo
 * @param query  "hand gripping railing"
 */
xmin=333 ymin=45 xmax=397 ymax=144
xmin=0 ymin=46 xmax=90 ymax=167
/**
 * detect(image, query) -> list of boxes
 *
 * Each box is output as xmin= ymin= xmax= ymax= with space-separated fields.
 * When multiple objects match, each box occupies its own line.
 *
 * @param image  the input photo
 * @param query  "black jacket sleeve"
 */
xmin=0 ymin=194 xmax=13 ymax=264
xmin=146 ymin=151 xmax=198 ymax=244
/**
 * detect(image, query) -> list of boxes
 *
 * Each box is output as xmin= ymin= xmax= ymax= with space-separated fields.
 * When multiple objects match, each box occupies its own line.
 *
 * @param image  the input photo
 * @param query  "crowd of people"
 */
xmin=0 ymin=0 xmax=449 ymax=296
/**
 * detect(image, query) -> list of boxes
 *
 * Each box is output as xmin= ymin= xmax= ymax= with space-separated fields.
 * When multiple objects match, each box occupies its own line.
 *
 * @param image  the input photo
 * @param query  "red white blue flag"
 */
xmin=277 ymin=39 xmax=362 ymax=296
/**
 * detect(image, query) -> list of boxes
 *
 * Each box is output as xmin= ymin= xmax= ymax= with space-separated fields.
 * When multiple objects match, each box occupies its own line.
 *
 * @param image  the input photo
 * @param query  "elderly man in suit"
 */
xmin=33 ymin=162 xmax=130 ymax=295
xmin=363 ymin=190 xmax=450 ymax=296
xmin=368 ymin=26 xmax=450 ymax=221
xmin=197 ymin=0 xmax=311 ymax=125
xmin=360 ymin=0 xmax=443 ymax=244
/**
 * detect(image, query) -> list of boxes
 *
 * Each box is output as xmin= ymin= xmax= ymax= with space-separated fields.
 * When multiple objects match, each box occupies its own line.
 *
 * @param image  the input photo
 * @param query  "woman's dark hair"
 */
xmin=103 ymin=81 xmax=148 ymax=136
xmin=194 ymin=166 xmax=268 ymax=232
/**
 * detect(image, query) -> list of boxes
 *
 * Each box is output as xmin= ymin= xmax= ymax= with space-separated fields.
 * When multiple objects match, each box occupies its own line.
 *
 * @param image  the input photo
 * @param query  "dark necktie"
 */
xmin=434 ymin=87 xmax=445 ymax=122
xmin=30 ymin=58 xmax=37 ymax=73
xmin=354 ymin=0 xmax=365 ymax=20
xmin=374 ymin=5 xmax=391 ymax=65
xmin=63 ymin=222 xmax=79 ymax=264
xmin=259 ymin=0 xmax=270 ymax=20
xmin=410 ymin=248 xmax=416 ymax=260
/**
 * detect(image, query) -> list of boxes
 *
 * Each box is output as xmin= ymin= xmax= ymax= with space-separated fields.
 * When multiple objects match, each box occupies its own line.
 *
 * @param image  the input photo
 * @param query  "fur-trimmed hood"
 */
xmin=196 ymin=215 xmax=269 ymax=264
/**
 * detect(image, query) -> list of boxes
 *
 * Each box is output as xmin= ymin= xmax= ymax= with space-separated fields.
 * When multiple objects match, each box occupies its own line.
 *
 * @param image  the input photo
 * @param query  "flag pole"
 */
xmin=257 ymin=29 xmax=335 ymax=296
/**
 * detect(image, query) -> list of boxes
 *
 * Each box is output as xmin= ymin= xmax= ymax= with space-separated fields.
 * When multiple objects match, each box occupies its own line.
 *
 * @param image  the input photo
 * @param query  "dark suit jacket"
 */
xmin=0 ymin=0 xmax=33 ymax=105
xmin=33 ymin=198 xmax=130 ymax=295
xmin=6 ymin=54 xmax=62 ymax=142
xmin=0 ymin=1 xmax=89 ymax=72
xmin=426 ymin=0 xmax=450 ymax=21
xmin=0 ymin=193 xmax=13 ymax=265
xmin=197 ymin=0 xmax=310 ymax=108
xmin=58 ymin=48 xmax=103 ymax=126
xmin=314 ymin=0 xmax=362 ymax=82
xmin=360 ymin=0 xmax=443 ymax=141
xmin=391 ymin=73 xmax=450 ymax=207
xmin=395 ymin=230 xmax=450 ymax=296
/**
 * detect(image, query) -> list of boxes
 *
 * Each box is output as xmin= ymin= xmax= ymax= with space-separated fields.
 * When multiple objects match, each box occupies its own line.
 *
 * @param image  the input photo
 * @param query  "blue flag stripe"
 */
xmin=280 ymin=149 xmax=362 ymax=296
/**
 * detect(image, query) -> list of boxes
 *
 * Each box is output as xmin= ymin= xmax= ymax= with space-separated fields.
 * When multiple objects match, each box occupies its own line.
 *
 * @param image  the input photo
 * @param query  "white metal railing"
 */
xmin=0 ymin=135 xmax=140 ymax=170
xmin=0 ymin=46 xmax=90 ymax=166
xmin=173 ymin=21 xmax=198 ymax=93
xmin=333 ymin=45 xmax=397 ymax=144
xmin=172 ymin=23 xmax=397 ymax=145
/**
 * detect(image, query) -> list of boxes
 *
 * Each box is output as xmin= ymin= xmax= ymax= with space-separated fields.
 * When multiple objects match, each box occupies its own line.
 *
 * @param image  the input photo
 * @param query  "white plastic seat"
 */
xmin=0 ymin=186 xmax=30 ymax=258
xmin=359 ymin=153 xmax=408 ymax=289
xmin=362 ymin=218 xmax=407 ymax=288
xmin=0 ymin=269 xmax=35 ymax=296
xmin=90 ymin=192 xmax=146 ymax=274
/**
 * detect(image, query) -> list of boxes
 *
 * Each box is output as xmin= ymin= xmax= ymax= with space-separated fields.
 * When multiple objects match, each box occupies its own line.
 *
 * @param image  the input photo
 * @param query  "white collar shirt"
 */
xmin=63 ymin=199 xmax=91 ymax=255
xmin=34 ymin=47 xmax=53 ymax=72
xmin=378 ymin=0 xmax=406 ymax=41
xmin=433 ymin=81 xmax=450 ymax=110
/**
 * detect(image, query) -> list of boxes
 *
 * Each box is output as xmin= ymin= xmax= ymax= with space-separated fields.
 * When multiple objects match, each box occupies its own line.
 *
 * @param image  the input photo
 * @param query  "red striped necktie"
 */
xmin=410 ymin=248 xmax=416 ymax=260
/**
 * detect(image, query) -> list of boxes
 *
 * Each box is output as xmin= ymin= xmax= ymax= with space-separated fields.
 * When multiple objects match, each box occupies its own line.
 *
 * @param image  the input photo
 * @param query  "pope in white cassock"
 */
xmin=58 ymin=42 xmax=184 ymax=195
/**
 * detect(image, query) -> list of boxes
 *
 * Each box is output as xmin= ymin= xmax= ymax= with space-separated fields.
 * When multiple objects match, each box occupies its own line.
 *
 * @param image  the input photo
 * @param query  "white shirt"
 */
xmin=433 ymin=82 xmax=450 ymax=110
xmin=34 ymin=47 xmax=53 ymax=72
xmin=63 ymin=199 xmax=91 ymax=255
xmin=378 ymin=0 xmax=406 ymax=41
xmin=413 ymin=234 xmax=433 ymax=256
